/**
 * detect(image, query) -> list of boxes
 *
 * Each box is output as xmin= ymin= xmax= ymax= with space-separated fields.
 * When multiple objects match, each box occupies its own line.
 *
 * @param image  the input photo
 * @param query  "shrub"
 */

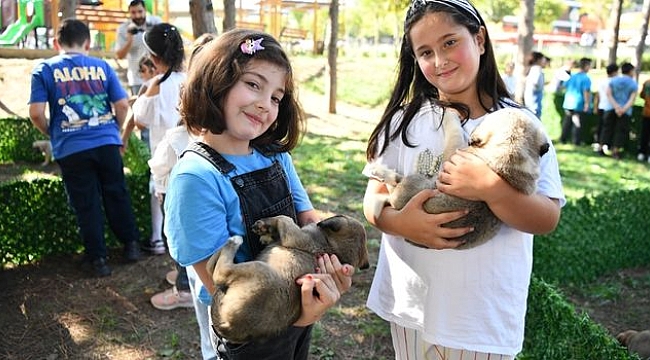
xmin=520 ymin=277 xmax=634 ymax=359
xmin=533 ymin=189 xmax=650 ymax=286
xmin=0 ymin=118 xmax=152 ymax=265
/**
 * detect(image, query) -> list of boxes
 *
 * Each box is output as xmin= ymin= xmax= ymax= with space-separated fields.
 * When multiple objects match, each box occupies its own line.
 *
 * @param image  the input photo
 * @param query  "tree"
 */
xmin=633 ymin=0 xmax=650 ymax=81
xmin=607 ymin=0 xmax=623 ymax=65
xmin=328 ymin=0 xmax=339 ymax=114
xmin=59 ymin=0 xmax=76 ymax=20
xmin=514 ymin=0 xmax=535 ymax=104
xmin=223 ymin=0 xmax=236 ymax=32
xmin=189 ymin=0 xmax=217 ymax=38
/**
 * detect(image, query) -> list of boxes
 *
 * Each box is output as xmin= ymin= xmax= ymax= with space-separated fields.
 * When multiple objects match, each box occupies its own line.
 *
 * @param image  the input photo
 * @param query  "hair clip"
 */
xmin=240 ymin=38 xmax=265 ymax=55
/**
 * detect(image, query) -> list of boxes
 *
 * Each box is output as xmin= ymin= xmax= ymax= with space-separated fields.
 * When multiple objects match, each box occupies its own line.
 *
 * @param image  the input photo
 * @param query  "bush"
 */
xmin=0 ymin=118 xmax=152 ymax=265
xmin=520 ymin=277 xmax=635 ymax=359
xmin=533 ymin=189 xmax=650 ymax=286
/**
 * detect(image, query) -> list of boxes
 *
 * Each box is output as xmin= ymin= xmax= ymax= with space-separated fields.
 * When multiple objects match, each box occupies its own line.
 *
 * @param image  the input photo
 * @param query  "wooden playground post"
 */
xmin=51 ymin=0 xmax=59 ymax=34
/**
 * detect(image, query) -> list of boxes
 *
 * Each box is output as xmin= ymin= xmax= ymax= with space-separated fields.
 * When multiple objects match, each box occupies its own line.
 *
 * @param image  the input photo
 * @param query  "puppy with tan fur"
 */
xmin=617 ymin=329 xmax=650 ymax=359
xmin=367 ymin=107 xmax=549 ymax=249
xmin=206 ymin=214 xmax=369 ymax=344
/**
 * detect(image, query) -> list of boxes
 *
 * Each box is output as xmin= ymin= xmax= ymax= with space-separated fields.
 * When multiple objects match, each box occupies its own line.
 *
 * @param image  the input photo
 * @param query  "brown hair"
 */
xmin=180 ymin=29 xmax=305 ymax=152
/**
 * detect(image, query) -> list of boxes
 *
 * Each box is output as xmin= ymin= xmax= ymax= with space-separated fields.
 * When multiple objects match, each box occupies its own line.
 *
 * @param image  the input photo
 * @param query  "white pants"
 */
xmin=390 ymin=323 xmax=515 ymax=360
xmin=186 ymin=266 xmax=218 ymax=360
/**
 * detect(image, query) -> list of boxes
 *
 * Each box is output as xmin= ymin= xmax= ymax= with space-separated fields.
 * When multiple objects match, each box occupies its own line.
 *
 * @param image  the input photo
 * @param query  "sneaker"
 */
xmin=143 ymin=239 xmax=166 ymax=255
xmin=124 ymin=241 xmax=142 ymax=262
xmin=166 ymin=269 xmax=178 ymax=285
xmin=81 ymin=256 xmax=112 ymax=277
xmin=638 ymin=153 xmax=645 ymax=162
xmin=150 ymin=286 xmax=194 ymax=310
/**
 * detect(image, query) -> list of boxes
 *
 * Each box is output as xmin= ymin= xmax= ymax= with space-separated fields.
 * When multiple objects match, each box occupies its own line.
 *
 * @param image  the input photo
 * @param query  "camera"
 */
xmin=128 ymin=26 xmax=144 ymax=35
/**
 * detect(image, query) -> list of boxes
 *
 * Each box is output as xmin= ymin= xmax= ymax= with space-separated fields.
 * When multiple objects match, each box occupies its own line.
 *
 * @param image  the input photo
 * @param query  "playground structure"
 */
xmin=0 ymin=0 xmax=45 ymax=47
xmin=0 ymin=0 xmax=331 ymax=54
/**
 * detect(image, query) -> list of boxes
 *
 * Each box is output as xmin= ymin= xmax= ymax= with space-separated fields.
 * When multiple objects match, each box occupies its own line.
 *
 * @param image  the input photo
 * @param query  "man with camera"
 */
xmin=115 ymin=0 xmax=161 ymax=96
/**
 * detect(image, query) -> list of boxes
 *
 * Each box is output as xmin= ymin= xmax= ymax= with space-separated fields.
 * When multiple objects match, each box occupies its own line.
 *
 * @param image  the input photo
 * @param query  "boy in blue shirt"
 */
xmin=600 ymin=62 xmax=638 ymax=159
xmin=560 ymin=57 xmax=592 ymax=145
xmin=29 ymin=19 xmax=142 ymax=277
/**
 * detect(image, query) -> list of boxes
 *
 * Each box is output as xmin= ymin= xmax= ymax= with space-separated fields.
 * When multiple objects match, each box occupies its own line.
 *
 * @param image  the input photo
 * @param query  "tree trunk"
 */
xmin=633 ymin=0 xmax=650 ymax=82
xmin=189 ymin=0 xmax=217 ymax=38
xmin=514 ymin=0 xmax=534 ymax=104
xmin=607 ymin=0 xmax=623 ymax=65
xmin=223 ymin=0 xmax=236 ymax=32
xmin=59 ymin=0 xmax=76 ymax=20
xmin=328 ymin=0 xmax=338 ymax=114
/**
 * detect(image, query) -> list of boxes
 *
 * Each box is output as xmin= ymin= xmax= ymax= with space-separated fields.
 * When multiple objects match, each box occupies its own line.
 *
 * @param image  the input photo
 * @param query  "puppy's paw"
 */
xmin=252 ymin=219 xmax=272 ymax=236
xmin=228 ymin=235 xmax=244 ymax=247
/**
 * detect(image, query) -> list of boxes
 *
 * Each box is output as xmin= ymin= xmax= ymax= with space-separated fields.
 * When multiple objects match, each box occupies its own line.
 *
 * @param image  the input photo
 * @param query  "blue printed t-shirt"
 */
xmin=29 ymin=53 xmax=128 ymax=159
xmin=562 ymin=71 xmax=591 ymax=111
xmin=164 ymin=148 xmax=313 ymax=303
xmin=609 ymin=75 xmax=639 ymax=116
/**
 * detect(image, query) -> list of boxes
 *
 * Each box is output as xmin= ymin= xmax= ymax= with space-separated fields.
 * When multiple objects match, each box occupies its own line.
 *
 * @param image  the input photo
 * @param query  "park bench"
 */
xmin=75 ymin=5 xmax=128 ymax=50
xmin=279 ymin=27 xmax=307 ymax=41
xmin=235 ymin=21 xmax=265 ymax=32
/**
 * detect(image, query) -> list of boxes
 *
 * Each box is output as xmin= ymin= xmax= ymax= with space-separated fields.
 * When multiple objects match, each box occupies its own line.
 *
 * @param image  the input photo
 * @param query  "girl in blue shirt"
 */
xmin=164 ymin=29 xmax=354 ymax=360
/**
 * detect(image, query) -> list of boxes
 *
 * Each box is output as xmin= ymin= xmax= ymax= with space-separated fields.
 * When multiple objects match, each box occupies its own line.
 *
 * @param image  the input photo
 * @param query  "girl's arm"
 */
xmin=362 ymin=178 xmax=472 ymax=249
xmin=437 ymin=150 xmax=561 ymax=234
xmin=192 ymin=259 xmax=215 ymax=295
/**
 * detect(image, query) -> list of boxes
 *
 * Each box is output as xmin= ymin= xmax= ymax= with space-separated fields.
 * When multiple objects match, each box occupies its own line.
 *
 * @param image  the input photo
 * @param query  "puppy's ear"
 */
xmin=540 ymin=142 xmax=550 ymax=156
xmin=317 ymin=215 xmax=344 ymax=232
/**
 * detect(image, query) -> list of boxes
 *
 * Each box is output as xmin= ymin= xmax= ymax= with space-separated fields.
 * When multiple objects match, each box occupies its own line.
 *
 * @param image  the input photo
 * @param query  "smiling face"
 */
xmin=220 ymin=59 xmax=287 ymax=154
xmin=409 ymin=11 xmax=485 ymax=105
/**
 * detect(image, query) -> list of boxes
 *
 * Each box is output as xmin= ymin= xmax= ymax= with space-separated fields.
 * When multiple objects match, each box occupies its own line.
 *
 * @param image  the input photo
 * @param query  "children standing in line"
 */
xmin=132 ymin=23 xmax=186 ymax=256
xmin=601 ymin=62 xmax=638 ymax=160
xmin=147 ymin=33 xmax=216 ymax=312
xmin=362 ymin=1 xmax=564 ymax=359
xmin=164 ymin=29 xmax=354 ymax=360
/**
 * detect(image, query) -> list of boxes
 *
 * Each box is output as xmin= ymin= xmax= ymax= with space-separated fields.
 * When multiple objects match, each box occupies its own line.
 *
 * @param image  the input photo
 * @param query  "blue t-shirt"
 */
xmin=562 ymin=71 xmax=591 ymax=111
xmin=29 ymin=53 xmax=127 ymax=159
xmin=609 ymin=75 xmax=638 ymax=116
xmin=164 ymin=149 xmax=313 ymax=304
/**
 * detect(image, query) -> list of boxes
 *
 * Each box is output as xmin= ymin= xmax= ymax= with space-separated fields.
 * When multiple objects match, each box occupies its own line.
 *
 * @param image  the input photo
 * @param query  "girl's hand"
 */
xmin=390 ymin=189 xmax=471 ymax=249
xmin=316 ymin=254 xmax=354 ymax=294
xmin=437 ymin=149 xmax=501 ymax=201
xmin=293 ymin=273 xmax=340 ymax=327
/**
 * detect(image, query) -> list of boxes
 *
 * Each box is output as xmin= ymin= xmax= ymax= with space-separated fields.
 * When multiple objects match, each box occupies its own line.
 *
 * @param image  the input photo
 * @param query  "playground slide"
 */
xmin=0 ymin=0 xmax=45 ymax=46
xmin=0 ymin=20 xmax=38 ymax=46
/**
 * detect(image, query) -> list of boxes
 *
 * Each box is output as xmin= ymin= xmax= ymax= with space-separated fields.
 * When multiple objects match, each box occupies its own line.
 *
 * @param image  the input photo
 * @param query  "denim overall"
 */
xmin=185 ymin=142 xmax=312 ymax=360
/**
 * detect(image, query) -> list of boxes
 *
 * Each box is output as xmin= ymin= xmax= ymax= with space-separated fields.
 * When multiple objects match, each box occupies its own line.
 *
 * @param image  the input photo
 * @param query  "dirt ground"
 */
xmin=2 ymin=57 xmax=650 ymax=359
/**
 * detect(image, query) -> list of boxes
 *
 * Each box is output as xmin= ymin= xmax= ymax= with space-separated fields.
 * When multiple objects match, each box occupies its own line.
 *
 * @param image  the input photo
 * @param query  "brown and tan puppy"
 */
xmin=207 ymin=214 xmax=369 ymax=344
xmin=369 ymin=108 xmax=549 ymax=249
xmin=617 ymin=329 xmax=650 ymax=359
xmin=32 ymin=140 xmax=53 ymax=166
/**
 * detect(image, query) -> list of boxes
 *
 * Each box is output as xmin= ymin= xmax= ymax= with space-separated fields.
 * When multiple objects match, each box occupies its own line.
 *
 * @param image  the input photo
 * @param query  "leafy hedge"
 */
xmin=533 ymin=189 xmax=650 ymax=286
xmin=520 ymin=277 xmax=634 ymax=359
xmin=0 ymin=118 xmax=152 ymax=264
